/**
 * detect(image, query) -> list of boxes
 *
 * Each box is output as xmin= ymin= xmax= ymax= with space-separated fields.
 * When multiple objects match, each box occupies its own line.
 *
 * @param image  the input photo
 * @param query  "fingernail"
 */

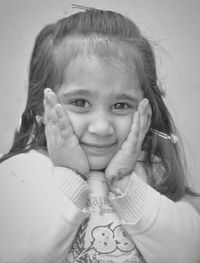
xmin=44 ymin=88 xmax=51 ymax=94
xmin=55 ymin=103 xmax=62 ymax=109
xmin=143 ymin=98 xmax=149 ymax=107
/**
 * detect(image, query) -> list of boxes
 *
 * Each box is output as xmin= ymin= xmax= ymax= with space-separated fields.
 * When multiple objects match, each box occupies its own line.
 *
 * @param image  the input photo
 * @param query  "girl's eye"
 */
xmin=71 ymin=99 xmax=89 ymax=108
xmin=113 ymin=103 xmax=129 ymax=110
xmin=112 ymin=102 xmax=134 ymax=115
xmin=67 ymin=99 xmax=91 ymax=113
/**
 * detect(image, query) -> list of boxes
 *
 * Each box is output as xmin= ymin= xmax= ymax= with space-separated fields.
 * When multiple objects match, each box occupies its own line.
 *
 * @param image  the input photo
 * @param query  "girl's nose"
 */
xmin=88 ymin=113 xmax=114 ymax=136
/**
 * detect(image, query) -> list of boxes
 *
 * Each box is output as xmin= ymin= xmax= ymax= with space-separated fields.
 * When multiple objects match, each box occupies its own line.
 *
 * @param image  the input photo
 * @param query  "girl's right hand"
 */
xmin=44 ymin=88 xmax=90 ymax=178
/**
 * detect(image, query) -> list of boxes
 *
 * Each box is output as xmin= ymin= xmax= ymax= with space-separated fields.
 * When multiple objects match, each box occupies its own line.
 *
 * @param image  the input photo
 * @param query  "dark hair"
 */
xmin=1 ymin=8 xmax=197 ymax=200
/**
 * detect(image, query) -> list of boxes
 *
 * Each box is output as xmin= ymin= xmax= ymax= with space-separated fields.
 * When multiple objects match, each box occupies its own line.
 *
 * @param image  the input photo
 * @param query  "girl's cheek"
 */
xmin=65 ymin=108 xmax=134 ymax=145
xmin=66 ymin=111 xmax=86 ymax=139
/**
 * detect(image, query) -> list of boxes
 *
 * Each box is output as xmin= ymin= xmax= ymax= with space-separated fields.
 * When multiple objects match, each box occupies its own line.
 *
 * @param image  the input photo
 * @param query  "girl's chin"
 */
xmin=88 ymin=156 xmax=112 ymax=171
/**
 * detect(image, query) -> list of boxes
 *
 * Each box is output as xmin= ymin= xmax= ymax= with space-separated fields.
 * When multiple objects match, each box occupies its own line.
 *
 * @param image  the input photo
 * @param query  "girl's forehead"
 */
xmin=57 ymin=54 xmax=143 ymax=100
xmin=53 ymin=35 xmax=142 ymax=81
xmin=63 ymin=54 xmax=136 ymax=82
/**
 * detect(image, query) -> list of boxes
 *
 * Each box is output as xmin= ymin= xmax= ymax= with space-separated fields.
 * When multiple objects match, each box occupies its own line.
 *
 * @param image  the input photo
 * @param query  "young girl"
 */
xmin=0 ymin=7 xmax=200 ymax=263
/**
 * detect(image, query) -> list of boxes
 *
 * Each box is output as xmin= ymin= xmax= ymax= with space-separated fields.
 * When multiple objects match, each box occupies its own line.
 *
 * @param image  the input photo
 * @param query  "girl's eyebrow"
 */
xmin=114 ymin=93 xmax=139 ymax=102
xmin=61 ymin=89 xmax=139 ymax=102
xmin=60 ymin=89 xmax=98 ymax=97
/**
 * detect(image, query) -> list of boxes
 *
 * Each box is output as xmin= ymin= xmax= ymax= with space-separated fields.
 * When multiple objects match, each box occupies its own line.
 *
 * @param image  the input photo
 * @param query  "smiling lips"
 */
xmin=81 ymin=142 xmax=117 ymax=155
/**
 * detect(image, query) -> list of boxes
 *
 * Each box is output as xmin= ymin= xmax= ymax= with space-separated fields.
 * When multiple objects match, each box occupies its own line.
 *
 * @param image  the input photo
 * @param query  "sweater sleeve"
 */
xmin=109 ymin=173 xmax=200 ymax=263
xmin=0 ymin=150 xmax=89 ymax=263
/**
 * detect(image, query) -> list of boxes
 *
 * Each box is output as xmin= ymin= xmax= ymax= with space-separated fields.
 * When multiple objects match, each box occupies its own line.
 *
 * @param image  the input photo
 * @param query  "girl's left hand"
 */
xmin=105 ymin=98 xmax=151 ymax=192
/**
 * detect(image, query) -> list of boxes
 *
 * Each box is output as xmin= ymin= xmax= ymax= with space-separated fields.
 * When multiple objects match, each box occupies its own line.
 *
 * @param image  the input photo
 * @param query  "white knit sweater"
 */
xmin=0 ymin=150 xmax=200 ymax=263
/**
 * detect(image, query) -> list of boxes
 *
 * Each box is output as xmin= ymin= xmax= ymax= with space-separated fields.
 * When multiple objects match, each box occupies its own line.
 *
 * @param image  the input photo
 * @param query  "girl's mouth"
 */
xmin=81 ymin=142 xmax=117 ymax=155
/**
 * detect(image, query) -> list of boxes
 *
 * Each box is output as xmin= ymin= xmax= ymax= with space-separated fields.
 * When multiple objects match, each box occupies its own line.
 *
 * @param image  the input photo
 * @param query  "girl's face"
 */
xmin=57 ymin=55 xmax=143 ymax=170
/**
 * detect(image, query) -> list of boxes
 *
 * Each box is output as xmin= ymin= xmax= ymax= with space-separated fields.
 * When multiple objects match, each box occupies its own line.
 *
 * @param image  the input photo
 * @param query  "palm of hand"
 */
xmin=44 ymin=89 xmax=89 ymax=177
xmin=105 ymin=99 xmax=150 ymax=189
xmin=51 ymin=131 xmax=89 ymax=177
xmin=105 ymin=148 xmax=140 ymax=179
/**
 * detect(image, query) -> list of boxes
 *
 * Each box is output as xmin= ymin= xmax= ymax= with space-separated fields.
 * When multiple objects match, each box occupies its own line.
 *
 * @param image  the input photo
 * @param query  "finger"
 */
xmin=44 ymin=88 xmax=58 ymax=107
xmin=45 ymin=108 xmax=62 ymax=149
xmin=44 ymin=89 xmax=54 ymax=124
xmin=44 ymin=89 xmax=58 ymax=124
xmin=45 ymin=99 xmax=58 ymax=125
xmin=55 ymin=104 xmax=74 ymax=139
xmin=45 ymin=122 xmax=56 ymax=143
xmin=45 ymin=121 xmax=58 ymax=154
xmin=44 ymin=88 xmax=53 ymax=108
xmin=139 ymin=100 xmax=148 ymax=130
xmin=44 ymin=89 xmax=51 ymax=123
xmin=138 ymin=98 xmax=149 ymax=118
xmin=44 ymin=101 xmax=50 ymax=125
xmin=49 ymin=90 xmax=58 ymax=106
xmin=138 ymin=99 xmax=149 ymax=142
xmin=121 ymin=111 xmax=140 ymax=152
